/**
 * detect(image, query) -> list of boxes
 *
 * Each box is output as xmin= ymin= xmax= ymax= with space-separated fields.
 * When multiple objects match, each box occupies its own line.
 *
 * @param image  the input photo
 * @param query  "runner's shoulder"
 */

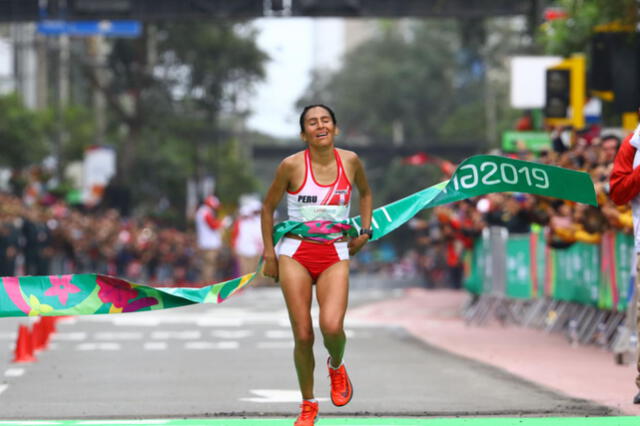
xmin=278 ymin=151 xmax=306 ymax=175
xmin=336 ymin=148 xmax=361 ymax=166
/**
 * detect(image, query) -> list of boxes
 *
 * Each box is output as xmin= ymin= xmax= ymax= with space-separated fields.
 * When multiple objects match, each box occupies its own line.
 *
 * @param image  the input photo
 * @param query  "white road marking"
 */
xmin=4 ymin=368 xmax=25 ymax=377
xmin=257 ymin=341 xmax=294 ymax=349
xmin=184 ymin=341 xmax=238 ymax=350
xmin=112 ymin=318 xmax=159 ymax=327
xmin=210 ymin=330 xmax=252 ymax=339
xmin=0 ymin=384 xmax=8 ymax=396
xmin=265 ymin=330 xmax=291 ymax=339
xmin=144 ymin=342 xmax=168 ymax=351
xmin=51 ymin=332 xmax=87 ymax=341
xmin=151 ymin=330 xmax=201 ymax=340
xmin=240 ymin=389 xmax=328 ymax=403
xmin=94 ymin=331 xmax=144 ymax=340
xmin=76 ymin=342 xmax=121 ymax=351
xmin=196 ymin=318 xmax=243 ymax=327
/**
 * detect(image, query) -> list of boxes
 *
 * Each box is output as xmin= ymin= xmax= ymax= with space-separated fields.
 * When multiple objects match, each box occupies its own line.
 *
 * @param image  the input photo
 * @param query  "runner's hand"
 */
xmin=262 ymin=254 xmax=279 ymax=282
xmin=348 ymin=234 xmax=369 ymax=256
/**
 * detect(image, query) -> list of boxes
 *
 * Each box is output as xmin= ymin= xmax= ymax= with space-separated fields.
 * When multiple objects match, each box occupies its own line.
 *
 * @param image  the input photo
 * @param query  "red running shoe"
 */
xmin=327 ymin=357 xmax=353 ymax=406
xmin=294 ymin=400 xmax=318 ymax=425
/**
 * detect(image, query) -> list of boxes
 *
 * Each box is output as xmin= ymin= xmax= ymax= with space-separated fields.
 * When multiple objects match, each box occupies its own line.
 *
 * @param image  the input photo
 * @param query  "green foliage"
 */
xmin=157 ymin=22 xmax=267 ymax=113
xmin=99 ymin=21 xmax=267 ymax=215
xmin=375 ymin=158 xmax=442 ymax=205
xmin=40 ymin=104 xmax=96 ymax=164
xmin=0 ymin=94 xmax=47 ymax=168
xmin=438 ymin=101 xmax=485 ymax=141
xmin=214 ymin=138 xmax=259 ymax=206
xmin=298 ymin=21 xmax=461 ymax=146
xmin=538 ymin=0 xmax=638 ymax=55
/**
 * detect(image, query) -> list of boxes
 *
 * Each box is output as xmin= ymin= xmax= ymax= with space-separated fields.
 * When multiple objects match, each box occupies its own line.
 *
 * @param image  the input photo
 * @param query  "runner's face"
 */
xmin=301 ymin=107 xmax=337 ymax=147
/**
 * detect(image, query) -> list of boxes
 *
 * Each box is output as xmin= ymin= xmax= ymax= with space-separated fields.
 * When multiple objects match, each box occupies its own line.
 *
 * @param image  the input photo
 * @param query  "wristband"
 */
xmin=359 ymin=228 xmax=373 ymax=238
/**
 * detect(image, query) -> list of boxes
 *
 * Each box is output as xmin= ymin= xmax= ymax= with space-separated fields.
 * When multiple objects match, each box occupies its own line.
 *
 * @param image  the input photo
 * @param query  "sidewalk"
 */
xmin=349 ymin=288 xmax=638 ymax=416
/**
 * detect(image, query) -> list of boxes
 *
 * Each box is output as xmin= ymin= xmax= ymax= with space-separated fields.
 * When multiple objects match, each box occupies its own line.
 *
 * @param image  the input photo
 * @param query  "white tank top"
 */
xmin=195 ymin=205 xmax=222 ymax=250
xmin=286 ymin=149 xmax=352 ymax=223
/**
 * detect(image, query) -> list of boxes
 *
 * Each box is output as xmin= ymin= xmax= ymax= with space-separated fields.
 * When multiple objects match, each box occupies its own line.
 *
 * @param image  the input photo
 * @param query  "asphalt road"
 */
xmin=0 ymin=286 xmax=610 ymax=421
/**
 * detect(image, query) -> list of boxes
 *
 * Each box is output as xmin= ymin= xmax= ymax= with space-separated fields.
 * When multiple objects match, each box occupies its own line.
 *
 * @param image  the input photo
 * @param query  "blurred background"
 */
xmin=0 ymin=0 xmax=637 ymax=294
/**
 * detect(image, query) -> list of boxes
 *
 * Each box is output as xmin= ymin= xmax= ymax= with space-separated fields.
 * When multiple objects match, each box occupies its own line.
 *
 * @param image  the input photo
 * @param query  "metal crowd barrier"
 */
xmin=462 ymin=227 xmax=637 ymax=364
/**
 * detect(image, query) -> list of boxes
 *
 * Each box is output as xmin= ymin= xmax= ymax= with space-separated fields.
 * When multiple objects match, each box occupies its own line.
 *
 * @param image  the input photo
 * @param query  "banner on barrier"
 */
xmin=468 ymin=230 xmax=632 ymax=311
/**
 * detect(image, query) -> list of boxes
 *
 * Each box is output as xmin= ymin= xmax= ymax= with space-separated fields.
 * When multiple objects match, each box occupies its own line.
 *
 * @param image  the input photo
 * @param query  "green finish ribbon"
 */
xmin=274 ymin=155 xmax=596 ymax=242
xmin=0 ymin=155 xmax=596 ymax=317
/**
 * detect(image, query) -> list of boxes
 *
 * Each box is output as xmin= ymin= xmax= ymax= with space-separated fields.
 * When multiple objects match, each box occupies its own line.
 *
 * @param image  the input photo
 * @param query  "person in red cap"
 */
xmin=261 ymin=105 xmax=372 ymax=425
xmin=195 ymin=195 xmax=226 ymax=282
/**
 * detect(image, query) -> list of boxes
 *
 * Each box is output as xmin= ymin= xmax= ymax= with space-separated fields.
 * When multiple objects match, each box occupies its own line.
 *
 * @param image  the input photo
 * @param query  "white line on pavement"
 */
xmin=265 ymin=330 xmax=291 ymax=339
xmin=184 ymin=341 xmax=238 ymax=350
xmin=51 ymin=332 xmax=87 ymax=341
xmin=76 ymin=342 xmax=121 ymax=351
xmin=196 ymin=318 xmax=243 ymax=327
xmin=0 ymin=384 xmax=8 ymax=396
xmin=240 ymin=389 xmax=328 ymax=403
xmin=4 ymin=368 xmax=25 ymax=377
xmin=144 ymin=342 xmax=168 ymax=350
xmin=210 ymin=329 xmax=253 ymax=339
xmin=112 ymin=318 xmax=160 ymax=326
xmin=151 ymin=330 xmax=201 ymax=340
xmin=257 ymin=341 xmax=294 ymax=349
xmin=94 ymin=331 xmax=144 ymax=340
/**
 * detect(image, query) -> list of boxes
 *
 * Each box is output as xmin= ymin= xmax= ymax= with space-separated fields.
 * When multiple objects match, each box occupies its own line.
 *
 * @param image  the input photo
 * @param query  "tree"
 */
xmin=41 ymin=104 xmax=95 ymax=165
xmin=84 ymin=21 xmax=267 ymax=218
xmin=538 ymin=0 xmax=637 ymax=55
xmin=156 ymin=21 xmax=267 ymax=205
xmin=298 ymin=21 xmax=461 ymax=147
xmin=0 ymin=94 xmax=47 ymax=169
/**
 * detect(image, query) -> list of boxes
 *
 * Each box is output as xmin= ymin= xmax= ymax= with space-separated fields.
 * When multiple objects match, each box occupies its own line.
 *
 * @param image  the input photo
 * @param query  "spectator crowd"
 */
xmin=403 ymin=127 xmax=631 ymax=289
xmin=0 ymin=188 xmax=265 ymax=287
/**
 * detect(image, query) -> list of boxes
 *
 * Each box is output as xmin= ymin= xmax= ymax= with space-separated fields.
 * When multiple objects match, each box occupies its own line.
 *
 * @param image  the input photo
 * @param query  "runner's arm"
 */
xmin=349 ymin=155 xmax=372 ymax=255
xmin=261 ymin=160 xmax=290 ymax=280
xmin=610 ymin=133 xmax=640 ymax=205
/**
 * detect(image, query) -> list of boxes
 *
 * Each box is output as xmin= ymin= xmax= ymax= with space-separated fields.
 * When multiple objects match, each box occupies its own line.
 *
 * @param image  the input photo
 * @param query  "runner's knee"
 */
xmin=319 ymin=319 xmax=344 ymax=339
xmin=293 ymin=327 xmax=314 ymax=347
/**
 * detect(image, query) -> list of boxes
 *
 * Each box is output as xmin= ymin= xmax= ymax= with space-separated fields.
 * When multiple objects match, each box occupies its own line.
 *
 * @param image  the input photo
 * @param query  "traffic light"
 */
xmin=589 ymin=31 xmax=640 ymax=114
xmin=545 ymin=69 xmax=570 ymax=118
xmin=544 ymin=54 xmax=585 ymax=129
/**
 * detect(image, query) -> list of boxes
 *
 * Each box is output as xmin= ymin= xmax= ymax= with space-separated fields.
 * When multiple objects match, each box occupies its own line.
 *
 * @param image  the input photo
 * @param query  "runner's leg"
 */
xmin=279 ymin=255 xmax=315 ymax=399
xmin=316 ymin=260 xmax=349 ymax=367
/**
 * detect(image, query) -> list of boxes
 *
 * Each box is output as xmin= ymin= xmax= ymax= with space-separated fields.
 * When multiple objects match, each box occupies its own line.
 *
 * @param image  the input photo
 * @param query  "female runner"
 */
xmin=261 ymin=104 xmax=373 ymax=425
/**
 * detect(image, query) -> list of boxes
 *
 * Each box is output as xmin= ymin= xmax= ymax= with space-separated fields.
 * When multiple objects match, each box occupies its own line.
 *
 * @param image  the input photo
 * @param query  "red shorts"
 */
xmin=276 ymin=237 xmax=349 ymax=281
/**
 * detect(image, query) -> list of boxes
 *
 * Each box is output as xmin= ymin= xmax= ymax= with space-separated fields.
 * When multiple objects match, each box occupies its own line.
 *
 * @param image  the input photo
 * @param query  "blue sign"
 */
xmin=37 ymin=20 xmax=141 ymax=37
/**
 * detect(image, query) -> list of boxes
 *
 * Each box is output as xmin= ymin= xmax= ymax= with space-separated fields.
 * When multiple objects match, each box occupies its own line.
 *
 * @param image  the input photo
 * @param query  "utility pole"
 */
xmin=87 ymin=35 xmax=107 ymax=146
xmin=51 ymin=32 xmax=69 ymax=182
